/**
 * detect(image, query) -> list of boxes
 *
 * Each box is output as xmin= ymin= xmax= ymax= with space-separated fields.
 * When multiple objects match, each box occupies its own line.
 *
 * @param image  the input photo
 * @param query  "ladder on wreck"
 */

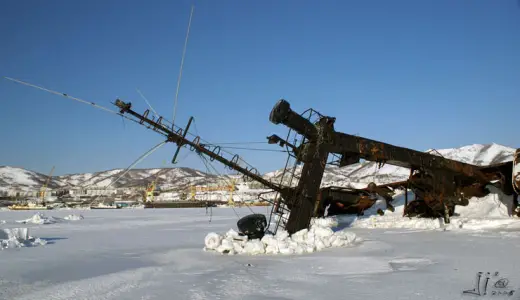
xmin=272 ymin=199 xmax=291 ymax=234
xmin=258 ymin=190 xmax=291 ymax=234
xmin=261 ymin=108 xmax=323 ymax=235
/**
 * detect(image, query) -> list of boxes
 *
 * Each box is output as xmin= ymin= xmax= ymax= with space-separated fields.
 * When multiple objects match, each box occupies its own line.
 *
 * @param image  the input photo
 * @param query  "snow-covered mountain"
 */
xmin=0 ymin=167 xmax=222 ymax=192
xmin=0 ymin=143 xmax=517 ymax=192
xmin=57 ymin=167 xmax=220 ymax=190
xmin=0 ymin=166 xmax=68 ymax=191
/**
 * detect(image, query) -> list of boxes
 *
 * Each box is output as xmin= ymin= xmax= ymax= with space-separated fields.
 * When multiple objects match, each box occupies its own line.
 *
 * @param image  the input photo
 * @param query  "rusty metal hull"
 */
xmin=315 ymin=186 xmax=377 ymax=217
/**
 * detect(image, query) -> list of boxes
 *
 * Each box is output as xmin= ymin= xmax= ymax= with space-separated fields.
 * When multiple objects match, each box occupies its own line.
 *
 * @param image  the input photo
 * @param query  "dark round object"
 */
xmin=269 ymin=99 xmax=291 ymax=124
xmin=237 ymin=214 xmax=267 ymax=240
xmin=367 ymin=182 xmax=377 ymax=192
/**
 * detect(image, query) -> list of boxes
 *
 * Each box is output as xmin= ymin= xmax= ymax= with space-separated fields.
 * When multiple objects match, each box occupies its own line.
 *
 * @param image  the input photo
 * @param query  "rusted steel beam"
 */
xmin=270 ymin=99 xmax=490 ymax=182
xmin=284 ymin=117 xmax=333 ymax=234
xmin=330 ymin=132 xmax=490 ymax=182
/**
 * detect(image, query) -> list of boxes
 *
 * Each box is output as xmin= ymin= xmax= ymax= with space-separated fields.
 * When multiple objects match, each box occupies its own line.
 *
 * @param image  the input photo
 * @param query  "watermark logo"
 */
xmin=463 ymin=272 xmax=516 ymax=297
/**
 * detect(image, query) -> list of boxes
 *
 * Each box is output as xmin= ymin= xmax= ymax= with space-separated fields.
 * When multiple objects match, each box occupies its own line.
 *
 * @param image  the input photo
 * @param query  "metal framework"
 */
xmin=113 ymin=98 xmax=519 ymax=235
xmin=114 ymin=100 xmax=293 ymax=201
xmin=114 ymin=99 xmax=393 ymax=234
xmin=268 ymin=99 xmax=519 ymax=231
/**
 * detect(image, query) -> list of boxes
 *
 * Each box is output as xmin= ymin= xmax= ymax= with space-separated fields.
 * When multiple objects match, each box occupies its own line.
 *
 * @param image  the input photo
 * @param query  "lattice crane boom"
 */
xmin=114 ymin=100 xmax=292 ymax=204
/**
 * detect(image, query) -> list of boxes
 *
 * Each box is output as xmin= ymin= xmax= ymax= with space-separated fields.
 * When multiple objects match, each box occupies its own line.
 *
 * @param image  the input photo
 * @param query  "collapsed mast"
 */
xmin=114 ymin=100 xmax=293 ymax=207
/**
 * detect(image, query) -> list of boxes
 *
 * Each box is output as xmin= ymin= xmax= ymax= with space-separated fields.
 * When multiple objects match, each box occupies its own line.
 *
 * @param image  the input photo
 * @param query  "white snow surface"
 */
xmin=0 ymin=207 xmax=520 ymax=299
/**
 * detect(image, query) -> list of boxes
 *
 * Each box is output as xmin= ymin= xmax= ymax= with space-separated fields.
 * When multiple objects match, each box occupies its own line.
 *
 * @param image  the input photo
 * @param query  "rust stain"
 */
xmin=514 ymin=149 xmax=520 ymax=192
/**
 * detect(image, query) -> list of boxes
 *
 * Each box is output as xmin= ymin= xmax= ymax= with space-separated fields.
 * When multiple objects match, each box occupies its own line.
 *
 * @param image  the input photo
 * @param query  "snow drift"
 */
xmin=327 ymin=186 xmax=520 ymax=231
xmin=204 ymin=223 xmax=361 ymax=256
xmin=16 ymin=213 xmax=84 ymax=225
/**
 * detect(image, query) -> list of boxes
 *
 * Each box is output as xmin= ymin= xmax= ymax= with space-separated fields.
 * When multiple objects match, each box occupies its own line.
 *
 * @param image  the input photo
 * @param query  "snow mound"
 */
xmin=16 ymin=213 xmax=84 ymax=224
xmin=63 ymin=214 xmax=84 ymax=221
xmin=326 ymin=187 xmax=519 ymax=231
xmin=0 ymin=228 xmax=47 ymax=249
xmin=454 ymin=189 xmax=513 ymax=218
xmin=203 ymin=224 xmax=360 ymax=256
xmin=16 ymin=212 xmax=57 ymax=224
xmin=310 ymin=216 xmax=339 ymax=228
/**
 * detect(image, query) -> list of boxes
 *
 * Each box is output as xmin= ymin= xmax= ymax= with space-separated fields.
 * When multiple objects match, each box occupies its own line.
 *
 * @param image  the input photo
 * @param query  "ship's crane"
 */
xmin=144 ymin=181 xmax=156 ymax=202
xmin=39 ymin=166 xmax=55 ymax=202
xmin=228 ymin=178 xmax=236 ymax=206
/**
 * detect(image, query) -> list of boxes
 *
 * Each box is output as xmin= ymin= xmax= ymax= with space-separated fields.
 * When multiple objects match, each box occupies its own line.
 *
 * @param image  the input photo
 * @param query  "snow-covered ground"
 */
xmin=1 ymin=201 xmax=520 ymax=300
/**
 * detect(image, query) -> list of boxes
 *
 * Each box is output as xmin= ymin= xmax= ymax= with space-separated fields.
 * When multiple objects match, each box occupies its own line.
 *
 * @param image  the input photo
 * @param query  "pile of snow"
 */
xmin=203 ymin=223 xmax=360 ymax=256
xmin=310 ymin=215 xmax=339 ymax=227
xmin=454 ymin=188 xmax=513 ymax=218
xmin=0 ymin=228 xmax=47 ymax=249
xmin=63 ymin=214 xmax=84 ymax=221
xmin=327 ymin=187 xmax=520 ymax=231
xmin=16 ymin=213 xmax=84 ymax=224
xmin=16 ymin=212 xmax=57 ymax=224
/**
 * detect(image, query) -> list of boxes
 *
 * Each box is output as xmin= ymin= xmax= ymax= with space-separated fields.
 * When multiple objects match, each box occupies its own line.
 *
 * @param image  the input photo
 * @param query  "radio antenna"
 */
xmin=172 ymin=4 xmax=195 ymax=128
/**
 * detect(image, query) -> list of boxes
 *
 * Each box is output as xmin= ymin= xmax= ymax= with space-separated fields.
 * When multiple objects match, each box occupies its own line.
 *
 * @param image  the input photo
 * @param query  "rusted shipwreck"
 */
xmin=114 ymin=98 xmax=520 ymax=236
xmin=5 ymin=74 xmax=519 ymax=237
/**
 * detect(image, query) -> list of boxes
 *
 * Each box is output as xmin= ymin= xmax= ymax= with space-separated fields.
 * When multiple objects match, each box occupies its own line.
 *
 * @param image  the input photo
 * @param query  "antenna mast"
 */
xmin=172 ymin=4 xmax=195 ymax=127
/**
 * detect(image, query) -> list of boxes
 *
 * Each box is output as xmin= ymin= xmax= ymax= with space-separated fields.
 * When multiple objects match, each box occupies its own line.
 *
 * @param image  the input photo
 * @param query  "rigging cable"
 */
xmin=4 ymin=77 xmax=284 ymax=165
xmin=206 ymin=146 xmax=289 ymax=153
xmin=105 ymin=140 xmax=168 ymax=189
xmin=197 ymin=153 xmax=241 ymax=218
xmin=4 ymin=77 xmax=288 ymax=190
xmin=197 ymin=151 xmax=214 ymax=222
xmin=6 ymin=77 xmax=120 ymax=115
xmin=203 ymin=141 xmax=270 ymax=145
xmin=199 ymin=153 xmax=256 ymax=215
xmin=136 ymin=88 xmax=160 ymax=118
xmin=77 ymin=139 xmax=167 ymax=204
xmin=4 ymin=77 xmax=147 ymax=129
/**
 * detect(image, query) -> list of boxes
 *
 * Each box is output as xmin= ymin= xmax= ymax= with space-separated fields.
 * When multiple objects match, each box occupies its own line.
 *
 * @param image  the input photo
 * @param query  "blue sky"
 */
xmin=1 ymin=0 xmax=519 ymax=176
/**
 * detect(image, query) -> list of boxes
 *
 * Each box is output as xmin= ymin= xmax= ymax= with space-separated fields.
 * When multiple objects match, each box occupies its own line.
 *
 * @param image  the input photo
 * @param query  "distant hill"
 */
xmin=1 ymin=143 xmax=516 ymax=192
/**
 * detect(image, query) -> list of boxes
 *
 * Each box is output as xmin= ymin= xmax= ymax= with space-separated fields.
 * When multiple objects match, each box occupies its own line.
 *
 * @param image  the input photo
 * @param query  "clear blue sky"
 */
xmin=1 ymin=0 xmax=519 ymax=176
